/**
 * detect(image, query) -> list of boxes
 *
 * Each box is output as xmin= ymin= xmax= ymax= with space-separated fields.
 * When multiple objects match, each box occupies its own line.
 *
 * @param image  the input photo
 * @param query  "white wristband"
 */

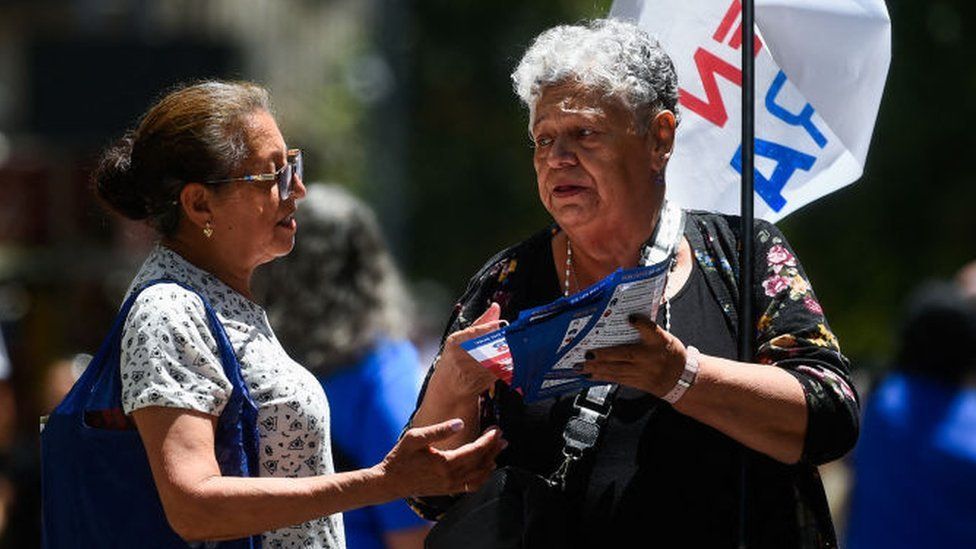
xmin=662 ymin=346 xmax=700 ymax=405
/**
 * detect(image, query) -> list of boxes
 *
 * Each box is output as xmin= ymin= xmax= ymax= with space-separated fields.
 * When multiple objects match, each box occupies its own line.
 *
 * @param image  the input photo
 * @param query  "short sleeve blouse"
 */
xmin=120 ymin=244 xmax=346 ymax=549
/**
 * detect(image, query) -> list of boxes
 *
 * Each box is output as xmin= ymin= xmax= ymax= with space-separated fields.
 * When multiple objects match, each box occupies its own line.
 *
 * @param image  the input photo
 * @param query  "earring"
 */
xmin=203 ymin=221 xmax=214 ymax=239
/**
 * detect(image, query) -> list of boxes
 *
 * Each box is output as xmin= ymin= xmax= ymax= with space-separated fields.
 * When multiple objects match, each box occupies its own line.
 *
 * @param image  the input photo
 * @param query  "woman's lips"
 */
xmin=552 ymin=185 xmax=587 ymax=197
xmin=276 ymin=214 xmax=296 ymax=230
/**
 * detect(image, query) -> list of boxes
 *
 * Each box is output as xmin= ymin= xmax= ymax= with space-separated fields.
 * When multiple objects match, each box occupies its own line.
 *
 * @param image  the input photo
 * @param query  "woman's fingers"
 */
xmin=444 ymin=304 xmax=505 ymax=352
xmin=628 ymin=314 xmax=667 ymax=342
xmin=585 ymin=343 xmax=648 ymax=364
xmin=385 ymin=425 xmax=505 ymax=497
xmin=443 ymin=427 xmax=505 ymax=463
xmin=402 ymin=418 xmax=465 ymax=448
xmin=457 ymin=304 xmax=505 ymax=340
xmin=437 ymin=428 xmax=506 ymax=487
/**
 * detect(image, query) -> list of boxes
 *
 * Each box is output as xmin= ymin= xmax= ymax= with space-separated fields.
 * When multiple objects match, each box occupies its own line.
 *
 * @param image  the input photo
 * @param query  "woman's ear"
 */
xmin=648 ymin=110 xmax=676 ymax=173
xmin=178 ymin=183 xmax=215 ymax=231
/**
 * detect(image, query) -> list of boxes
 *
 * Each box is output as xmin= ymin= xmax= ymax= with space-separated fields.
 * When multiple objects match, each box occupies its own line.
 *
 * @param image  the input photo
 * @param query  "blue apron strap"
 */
xmin=133 ymin=279 xmax=262 ymax=478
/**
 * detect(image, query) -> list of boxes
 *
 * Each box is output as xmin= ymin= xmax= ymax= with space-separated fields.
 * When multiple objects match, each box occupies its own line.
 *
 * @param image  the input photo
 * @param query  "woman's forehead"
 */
xmin=244 ymin=110 xmax=286 ymax=162
xmin=532 ymin=84 xmax=627 ymax=127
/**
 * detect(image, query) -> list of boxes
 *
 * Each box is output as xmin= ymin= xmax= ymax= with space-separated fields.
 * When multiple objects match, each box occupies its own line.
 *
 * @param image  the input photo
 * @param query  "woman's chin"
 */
xmin=551 ymin=205 xmax=598 ymax=230
xmin=268 ymin=236 xmax=297 ymax=258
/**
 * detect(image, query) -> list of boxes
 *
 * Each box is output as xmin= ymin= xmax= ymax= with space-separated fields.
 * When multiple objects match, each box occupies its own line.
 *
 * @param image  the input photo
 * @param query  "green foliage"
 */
xmin=404 ymin=0 xmax=613 ymax=295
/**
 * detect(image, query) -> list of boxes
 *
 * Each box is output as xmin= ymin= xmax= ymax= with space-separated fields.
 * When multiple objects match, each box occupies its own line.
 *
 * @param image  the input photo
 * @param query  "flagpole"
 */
xmin=739 ymin=0 xmax=756 ymax=547
xmin=740 ymin=0 xmax=756 ymax=365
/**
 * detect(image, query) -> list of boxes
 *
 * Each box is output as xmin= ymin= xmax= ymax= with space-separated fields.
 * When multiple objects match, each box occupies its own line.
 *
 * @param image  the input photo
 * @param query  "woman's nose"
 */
xmin=291 ymin=173 xmax=307 ymax=200
xmin=547 ymin=136 xmax=578 ymax=168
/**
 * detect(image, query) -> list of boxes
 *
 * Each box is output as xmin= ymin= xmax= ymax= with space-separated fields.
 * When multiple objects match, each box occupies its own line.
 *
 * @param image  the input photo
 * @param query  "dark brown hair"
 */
xmin=93 ymin=80 xmax=272 ymax=236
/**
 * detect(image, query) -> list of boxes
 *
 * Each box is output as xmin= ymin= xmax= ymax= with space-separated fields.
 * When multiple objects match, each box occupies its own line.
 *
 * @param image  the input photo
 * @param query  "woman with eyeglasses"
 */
xmin=85 ymin=81 xmax=504 ymax=548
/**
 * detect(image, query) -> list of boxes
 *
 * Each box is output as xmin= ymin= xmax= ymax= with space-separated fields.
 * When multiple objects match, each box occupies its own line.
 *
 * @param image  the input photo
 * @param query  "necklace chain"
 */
xmin=565 ymin=237 xmax=674 ymax=332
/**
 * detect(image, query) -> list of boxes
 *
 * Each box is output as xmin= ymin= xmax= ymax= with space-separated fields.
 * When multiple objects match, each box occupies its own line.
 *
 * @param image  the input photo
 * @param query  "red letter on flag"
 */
xmin=678 ymin=48 xmax=742 ymax=127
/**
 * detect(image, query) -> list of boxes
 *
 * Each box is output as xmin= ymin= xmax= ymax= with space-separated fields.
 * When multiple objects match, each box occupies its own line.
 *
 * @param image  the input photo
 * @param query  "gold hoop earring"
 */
xmin=203 ymin=221 xmax=214 ymax=239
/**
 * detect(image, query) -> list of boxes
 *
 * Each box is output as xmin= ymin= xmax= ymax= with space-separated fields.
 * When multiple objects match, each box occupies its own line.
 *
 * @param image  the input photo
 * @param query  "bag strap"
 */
xmin=548 ymin=383 xmax=618 ymax=491
xmin=129 ymin=278 xmax=244 ymax=387
xmin=130 ymin=278 xmax=261 ymax=477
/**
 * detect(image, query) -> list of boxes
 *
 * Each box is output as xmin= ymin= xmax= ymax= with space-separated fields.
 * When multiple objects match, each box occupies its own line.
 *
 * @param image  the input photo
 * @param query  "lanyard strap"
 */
xmin=641 ymin=200 xmax=687 ymax=267
xmin=549 ymin=202 xmax=685 ymax=492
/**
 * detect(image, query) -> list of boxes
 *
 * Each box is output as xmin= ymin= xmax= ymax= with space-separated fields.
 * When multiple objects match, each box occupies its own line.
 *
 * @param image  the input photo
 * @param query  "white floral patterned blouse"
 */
xmin=120 ymin=244 xmax=345 ymax=549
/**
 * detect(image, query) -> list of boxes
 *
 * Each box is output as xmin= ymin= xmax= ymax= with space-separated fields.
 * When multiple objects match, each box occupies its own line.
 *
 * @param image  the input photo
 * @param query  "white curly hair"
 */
xmin=511 ymin=18 xmax=680 ymax=133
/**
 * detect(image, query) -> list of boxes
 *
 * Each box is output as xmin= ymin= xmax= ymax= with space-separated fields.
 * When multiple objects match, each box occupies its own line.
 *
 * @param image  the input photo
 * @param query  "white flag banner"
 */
xmin=609 ymin=0 xmax=891 ymax=221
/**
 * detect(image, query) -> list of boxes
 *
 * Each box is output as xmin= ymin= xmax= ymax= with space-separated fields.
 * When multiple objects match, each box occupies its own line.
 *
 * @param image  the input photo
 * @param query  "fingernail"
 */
xmin=572 ymin=362 xmax=585 ymax=371
xmin=584 ymin=351 xmax=595 ymax=360
xmin=448 ymin=419 xmax=464 ymax=432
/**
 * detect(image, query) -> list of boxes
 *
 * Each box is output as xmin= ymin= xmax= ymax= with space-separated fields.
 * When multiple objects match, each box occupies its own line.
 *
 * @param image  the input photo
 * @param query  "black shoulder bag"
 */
xmin=425 ymin=384 xmax=617 ymax=549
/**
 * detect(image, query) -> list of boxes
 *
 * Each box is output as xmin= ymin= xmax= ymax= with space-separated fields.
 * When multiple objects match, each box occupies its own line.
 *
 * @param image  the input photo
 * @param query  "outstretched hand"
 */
xmin=579 ymin=314 xmax=688 ymax=397
xmin=377 ymin=419 xmax=506 ymax=497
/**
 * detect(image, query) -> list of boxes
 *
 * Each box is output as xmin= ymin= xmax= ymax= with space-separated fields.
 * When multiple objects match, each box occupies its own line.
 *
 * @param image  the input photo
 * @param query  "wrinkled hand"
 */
xmin=580 ymin=314 xmax=688 ymax=397
xmin=376 ymin=419 xmax=506 ymax=497
xmin=435 ymin=303 xmax=506 ymax=398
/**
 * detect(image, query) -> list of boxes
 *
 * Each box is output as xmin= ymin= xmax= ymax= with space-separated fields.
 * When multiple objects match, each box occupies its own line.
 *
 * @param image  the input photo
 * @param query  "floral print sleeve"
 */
xmin=404 ymin=248 xmax=519 ymax=520
xmin=688 ymin=212 xmax=859 ymax=465
xmin=752 ymin=221 xmax=859 ymax=464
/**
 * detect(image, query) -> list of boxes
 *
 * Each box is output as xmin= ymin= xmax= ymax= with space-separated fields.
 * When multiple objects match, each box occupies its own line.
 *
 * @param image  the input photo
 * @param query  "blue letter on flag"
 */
xmin=731 ymin=139 xmax=817 ymax=212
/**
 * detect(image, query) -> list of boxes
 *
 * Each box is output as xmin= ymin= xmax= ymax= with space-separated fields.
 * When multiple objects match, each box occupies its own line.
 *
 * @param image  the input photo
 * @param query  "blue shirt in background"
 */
xmin=322 ymin=338 xmax=430 ymax=549
xmin=846 ymin=372 xmax=976 ymax=549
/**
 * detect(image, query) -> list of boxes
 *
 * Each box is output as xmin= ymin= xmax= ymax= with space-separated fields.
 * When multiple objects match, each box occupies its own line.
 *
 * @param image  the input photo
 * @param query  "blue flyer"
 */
xmin=462 ymin=260 xmax=671 ymax=402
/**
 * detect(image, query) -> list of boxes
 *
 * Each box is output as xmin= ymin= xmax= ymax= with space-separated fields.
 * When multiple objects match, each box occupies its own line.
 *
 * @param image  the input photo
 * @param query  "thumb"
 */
xmin=472 ymin=302 xmax=501 ymax=327
xmin=405 ymin=419 xmax=465 ymax=446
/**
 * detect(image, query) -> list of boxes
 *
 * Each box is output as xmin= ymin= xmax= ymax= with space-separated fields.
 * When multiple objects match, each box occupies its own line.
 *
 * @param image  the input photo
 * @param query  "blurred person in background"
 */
xmin=51 ymin=80 xmax=503 ymax=547
xmin=3 ymin=354 xmax=87 ymax=548
xmin=408 ymin=19 xmax=858 ymax=548
xmin=40 ymin=355 xmax=87 ymax=415
xmin=0 ymin=334 xmax=54 ymax=549
xmin=0 ymin=329 xmax=16 ymax=546
xmin=956 ymin=259 xmax=976 ymax=299
xmin=0 ymin=372 xmax=13 ymax=545
xmin=258 ymin=183 xmax=431 ymax=549
xmin=846 ymin=271 xmax=976 ymax=549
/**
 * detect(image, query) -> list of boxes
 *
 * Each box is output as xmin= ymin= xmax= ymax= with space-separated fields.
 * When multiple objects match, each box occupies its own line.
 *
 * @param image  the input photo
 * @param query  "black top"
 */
xmin=410 ymin=212 xmax=860 ymax=548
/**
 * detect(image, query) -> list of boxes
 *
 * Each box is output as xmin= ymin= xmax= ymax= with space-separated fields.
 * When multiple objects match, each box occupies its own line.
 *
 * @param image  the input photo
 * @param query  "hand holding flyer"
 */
xmin=461 ymin=260 xmax=671 ymax=402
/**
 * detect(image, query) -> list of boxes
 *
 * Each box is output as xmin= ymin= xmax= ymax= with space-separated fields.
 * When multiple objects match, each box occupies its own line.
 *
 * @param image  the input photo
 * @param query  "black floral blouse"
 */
xmin=411 ymin=211 xmax=858 ymax=548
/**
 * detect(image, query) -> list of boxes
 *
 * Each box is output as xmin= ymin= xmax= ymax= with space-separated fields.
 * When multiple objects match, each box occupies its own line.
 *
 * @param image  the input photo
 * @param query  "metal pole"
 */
xmin=738 ymin=0 xmax=756 ymax=547
xmin=740 ymin=0 xmax=756 ymax=358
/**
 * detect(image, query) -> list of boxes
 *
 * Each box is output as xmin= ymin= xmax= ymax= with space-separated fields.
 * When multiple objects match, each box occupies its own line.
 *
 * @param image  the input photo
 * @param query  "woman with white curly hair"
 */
xmin=408 ymin=19 xmax=858 ymax=547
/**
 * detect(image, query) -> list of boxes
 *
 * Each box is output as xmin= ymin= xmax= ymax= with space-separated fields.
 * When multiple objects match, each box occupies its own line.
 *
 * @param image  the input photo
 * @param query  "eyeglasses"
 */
xmin=204 ymin=149 xmax=303 ymax=200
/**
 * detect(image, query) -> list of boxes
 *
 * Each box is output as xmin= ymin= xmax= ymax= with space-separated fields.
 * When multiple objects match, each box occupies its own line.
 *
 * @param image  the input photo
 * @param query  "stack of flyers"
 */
xmin=460 ymin=259 xmax=671 ymax=402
